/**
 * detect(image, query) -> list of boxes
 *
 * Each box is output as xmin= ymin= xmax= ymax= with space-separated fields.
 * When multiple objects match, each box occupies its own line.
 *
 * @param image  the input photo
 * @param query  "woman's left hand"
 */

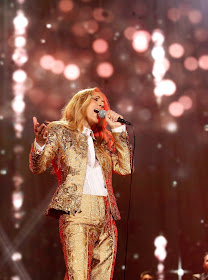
xmin=105 ymin=110 xmax=123 ymax=129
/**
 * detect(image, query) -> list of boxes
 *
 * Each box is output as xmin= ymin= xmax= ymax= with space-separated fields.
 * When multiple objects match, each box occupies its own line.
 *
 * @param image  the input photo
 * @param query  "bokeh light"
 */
xmin=58 ymin=0 xmax=74 ymax=13
xmin=169 ymin=102 xmax=184 ymax=117
xmin=12 ymin=70 xmax=27 ymax=83
xmin=184 ymin=57 xmax=198 ymax=71
xmin=51 ymin=60 xmax=65 ymax=74
xmin=188 ymin=10 xmax=202 ymax=24
xmin=40 ymin=55 xmax=55 ymax=70
xmin=154 ymin=79 xmax=176 ymax=97
xmin=132 ymin=30 xmax=151 ymax=53
xmin=198 ymin=55 xmax=208 ymax=70
xmin=178 ymin=95 xmax=193 ymax=110
xmin=64 ymin=64 xmax=80 ymax=80
xmin=96 ymin=62 xmax=114 ymax=78
xmin=167 ymin=8 xmax=181 ymax=22
xmin=169 ymin=43 xmax=185 ymax=59
xmin=92 ymin=39 xmax=109 ymax=54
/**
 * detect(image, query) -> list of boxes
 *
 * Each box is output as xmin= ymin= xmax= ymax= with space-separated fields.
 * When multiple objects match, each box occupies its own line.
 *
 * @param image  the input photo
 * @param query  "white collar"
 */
xmin=82 ymin=126 xmax=95 ymax=139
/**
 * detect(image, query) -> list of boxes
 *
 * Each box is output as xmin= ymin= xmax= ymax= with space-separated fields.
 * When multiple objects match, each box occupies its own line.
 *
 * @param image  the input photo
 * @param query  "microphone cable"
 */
xmin=123 ymin=124 xmax=135 ymax=280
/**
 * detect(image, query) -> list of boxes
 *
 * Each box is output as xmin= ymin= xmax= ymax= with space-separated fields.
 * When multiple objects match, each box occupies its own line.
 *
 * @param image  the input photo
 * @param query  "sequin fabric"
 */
xmin=59 ymin=194 xmax=117 ymax=280
xmin=29 ymin=123 xmax=131 ymax=220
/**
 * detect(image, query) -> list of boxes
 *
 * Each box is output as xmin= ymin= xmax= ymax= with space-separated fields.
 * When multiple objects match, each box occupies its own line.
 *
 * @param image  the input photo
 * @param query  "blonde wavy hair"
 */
xmin=49 ymin=87 xmax=114 ymax=149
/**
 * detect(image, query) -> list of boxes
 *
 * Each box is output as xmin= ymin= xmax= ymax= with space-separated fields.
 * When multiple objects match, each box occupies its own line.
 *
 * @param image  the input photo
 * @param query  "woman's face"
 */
xmin=84 ymin=92 xmax=105 ymax=128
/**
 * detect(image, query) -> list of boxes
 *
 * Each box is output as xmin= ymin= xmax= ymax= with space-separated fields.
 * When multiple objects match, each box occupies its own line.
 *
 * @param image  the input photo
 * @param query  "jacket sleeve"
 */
xmin=111 ymin=131 xmax=132 ymax=175
xmin=29 ymin=124 xmax=59 ymax=174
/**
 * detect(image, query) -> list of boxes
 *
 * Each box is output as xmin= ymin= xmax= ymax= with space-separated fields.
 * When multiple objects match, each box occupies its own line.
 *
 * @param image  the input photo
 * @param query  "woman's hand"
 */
xmin=33 ymin=117 xmax=48 ymax=146
xmin=105 ymin=110 xmax=123 ymax=129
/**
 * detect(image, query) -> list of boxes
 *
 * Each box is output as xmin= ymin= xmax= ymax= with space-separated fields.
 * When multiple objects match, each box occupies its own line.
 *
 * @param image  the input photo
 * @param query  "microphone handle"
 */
xmin=117 ymin=117 xmax=132 ymax=126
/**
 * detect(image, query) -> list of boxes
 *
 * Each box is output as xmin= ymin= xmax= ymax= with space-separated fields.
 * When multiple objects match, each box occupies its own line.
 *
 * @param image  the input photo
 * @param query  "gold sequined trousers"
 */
xmin=59 ymin=194 xmax=118 ymax=280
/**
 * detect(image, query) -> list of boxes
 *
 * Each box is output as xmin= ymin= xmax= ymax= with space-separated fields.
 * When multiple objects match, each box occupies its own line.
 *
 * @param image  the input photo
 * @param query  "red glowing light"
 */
xmin=132 ymin=30 xmax=151 ymax=53
xmin=188 ymin=10 xmax=202 ymax=24
xmin=167 ymin=8 xmax=181 ymax=22
xmin=184 ymin=57 xmax=198 ymax=71
xmin=84 ymin=20 xmax=99 ymax=34
xmin=96 ymin=62 xmax=114 ymax=78
xmin=169 ymin=43 xmax=185 ymax=58
xmin=92 ymin=39 xmax=108 ymax=54
xmin=169 ymin=102 xmax=184 ymax=117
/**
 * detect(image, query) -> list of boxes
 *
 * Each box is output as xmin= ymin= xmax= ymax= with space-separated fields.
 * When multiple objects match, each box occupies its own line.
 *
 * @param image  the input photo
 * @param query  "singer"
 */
xmin=29 ymin=87 xmax=132 ymax=280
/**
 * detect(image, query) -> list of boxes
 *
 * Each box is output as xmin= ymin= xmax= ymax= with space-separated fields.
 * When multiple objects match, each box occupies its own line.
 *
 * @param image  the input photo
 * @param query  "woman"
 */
xmin=29 ymin=87 xmax=132 ymax=280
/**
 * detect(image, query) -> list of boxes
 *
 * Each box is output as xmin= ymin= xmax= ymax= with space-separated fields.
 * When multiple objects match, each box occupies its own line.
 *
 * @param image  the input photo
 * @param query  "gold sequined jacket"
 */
xmin=29 ymin=123 xmax=131 ymax=220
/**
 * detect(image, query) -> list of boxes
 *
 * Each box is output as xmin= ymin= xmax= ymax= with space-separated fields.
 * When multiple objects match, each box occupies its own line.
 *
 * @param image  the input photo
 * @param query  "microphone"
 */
xmin=94 ymin=109 xmax=132 ymax=125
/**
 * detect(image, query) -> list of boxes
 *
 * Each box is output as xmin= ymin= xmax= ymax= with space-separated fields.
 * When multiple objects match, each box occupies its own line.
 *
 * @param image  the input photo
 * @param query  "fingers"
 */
xmin=33 ymin=117 xmax=48 ymax=143
xmin=106 ymin=110 xmax=123 ymax=123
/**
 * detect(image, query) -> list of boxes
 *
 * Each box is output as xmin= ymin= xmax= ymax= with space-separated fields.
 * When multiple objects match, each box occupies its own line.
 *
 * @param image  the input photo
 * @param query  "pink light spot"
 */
xmin=92 ymin=39 xmax=108 ymax=54
xmin=178 ymin=95 xmax=193 ymax=110
xmin=132 ymin=30 xmax=151 ymax=53
xmin=169 ymin=102 xmax=184 ymax=117
xmin=83 ymin=20 xmax=99 ymax=34
xmin=96 ymin=62 xmax=114 ymax=78
xmin=124 ymin=26 xmax=136 ymax=40
xmin=64 ymin=64 xmax=80 ymax=80
xmin=184 ymin=57 xmax=198 ymax=71
xmin=51 ymin=60 xmax=65 ymax=74
xmin=167 ymin=8 xmax=181 ymax=22
xmin=40 ymin=55 xmax=55 ymax=70
xmin=188 ymin=10 xmax=202 ymax=24
xmin=169 ymin=43 xmax=185 ymax=58
xmin=58 ymin=0 xmax=74 ymax=12
xmin=199 ymin=55 xmax=208 ymax=70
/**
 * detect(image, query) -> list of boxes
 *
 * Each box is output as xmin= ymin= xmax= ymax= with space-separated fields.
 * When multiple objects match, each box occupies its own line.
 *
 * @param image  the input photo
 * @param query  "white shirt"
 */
xmin=34 ymin=125 xmax=126 ymax=196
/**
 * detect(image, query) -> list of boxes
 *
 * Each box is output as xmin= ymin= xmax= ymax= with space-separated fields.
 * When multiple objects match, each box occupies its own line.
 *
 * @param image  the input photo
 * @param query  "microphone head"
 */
xmin=98 ymin=110 xmax=106 ymax=119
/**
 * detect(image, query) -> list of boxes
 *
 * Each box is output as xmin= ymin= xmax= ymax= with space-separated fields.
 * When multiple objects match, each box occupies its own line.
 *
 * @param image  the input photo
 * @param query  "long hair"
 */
xmin=49 ymin=87 xmax=114 ymax=150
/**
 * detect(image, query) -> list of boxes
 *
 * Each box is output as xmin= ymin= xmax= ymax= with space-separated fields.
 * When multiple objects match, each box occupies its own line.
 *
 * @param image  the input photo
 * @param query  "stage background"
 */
xmin=1 ymin=0 xmax=208 ymax=279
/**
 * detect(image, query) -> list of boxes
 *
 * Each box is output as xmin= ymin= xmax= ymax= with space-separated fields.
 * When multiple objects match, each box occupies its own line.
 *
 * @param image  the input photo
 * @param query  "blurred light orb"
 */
xmin=152 ymin=46 xmax=165 ymax=60
xmin=178 ymin=95 xmax=193 ymax=110
xmin=93 ymin=8 xmax=113 ymax=23
xmin=188 ymin=10 xmax=202 ymax=24
xmin=58 ymin=0 xmax=74 ymax=12
xmin=96 ymin=62 xmax=114 ymax=78
xmin=0 ymin=169 xmax=7 ymax=175
xmin=198 ymin=55 xmax=208 ymax=70
xmin=92 ymin=39 xmax=109 ymax=54
xmin=166 ymin=121 xmax=178 ymax=133
xmin=204 ymin=124 xmax=208 ymax=131
xmin=84 ymin=20 xmax=99 ymax=34
xmin=172 ymin=180 xmax=178 ymax=187
xmin=40 ymin=55 xmax=55 ymax=70
xmin=13 ymin=11 xmax=28 ymax=29
xmin=133 ymin=253 xmax=139 ymax=260
xmin=154 ymin=247 xmax=167 ymax=262
xmin=13 ymin=70 xmax=27 ymax=83
xmin=14 ymin=123 xmax=24 ymax=134
xmin=46 ymin=23 xmax=52 ymax=29
xmin=154 ymin=79 xmax=176 ymax=97
xmin=158 ymin=263 xmax=165 ymax=273
xmin=167 ymin=8 xmax=181 ymax=22
xmin=184 ymin=56 xmax=198 ymax=71
xmin=124 ymin=26 xmax=136 ymax=40
xmin=12 ymin=191 xmax=24 ymax=210
xmin=12 ymin=98 xmax=25 ymax=113
xmin=15 ymin=36 xmax=26 ymax=48
xmin=132 ymin=30 xmax=151 ymax=53
xmin=169 ymin=43 xmax=185 ymax=58
xmin=194 ymin=28 xmax=208 ymax=42
xmin=169 ymin=102 xmax=184 ymax=117
xmin=51 ymin=60 xmax=65 ymax=74
xmin=11 ymin=252 xmax=22 ymax=262
xmin=152 ymin=29 xmax=165 ymax=45
xmin=138 ymin=108 xmax=152 ymax=121
xmin=64 ymin=64 xmax=80 ymax=80
xmin=178 ymin=269 xmax=185 ymax=276
xmin=11 ymin=276 xmax=21 ymax=280
xmin=154 ymin=235 xmax=167 ymax=247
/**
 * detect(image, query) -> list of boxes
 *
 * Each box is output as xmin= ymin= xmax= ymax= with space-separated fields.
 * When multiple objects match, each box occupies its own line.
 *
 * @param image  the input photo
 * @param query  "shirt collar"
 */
xmin=82 ymin=126 xmax=95 ymax=139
